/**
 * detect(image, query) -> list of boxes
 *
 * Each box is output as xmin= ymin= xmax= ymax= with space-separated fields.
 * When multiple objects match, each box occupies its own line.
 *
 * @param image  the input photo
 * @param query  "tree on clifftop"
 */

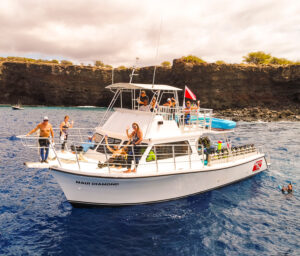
xmin=95 ymin=60 xmax=105 ymax=67
xmin=243 ymin=51 xmax=272 ymax=64
xmin=60 ymin=60 xmax=73 ymax=65
xmin=243 ymin=51 xmax=299 ymax=65
xmin=161 ymin=61 xmax=171 ymax=67
xmin=269 ymin=57 xmax=294 ymax=65
xmin=181 ymin=55 xmax=206 ymax=64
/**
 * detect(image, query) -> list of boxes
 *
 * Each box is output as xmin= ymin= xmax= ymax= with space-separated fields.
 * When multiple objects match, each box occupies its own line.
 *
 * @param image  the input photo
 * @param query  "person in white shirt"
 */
xmin=139 ymin=99 xmax=151 ymax=112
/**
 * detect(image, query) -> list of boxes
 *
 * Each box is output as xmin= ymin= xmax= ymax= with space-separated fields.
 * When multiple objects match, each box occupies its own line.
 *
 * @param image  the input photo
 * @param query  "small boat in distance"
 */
xmin=12 ymin=101 xmax=24 ymax=110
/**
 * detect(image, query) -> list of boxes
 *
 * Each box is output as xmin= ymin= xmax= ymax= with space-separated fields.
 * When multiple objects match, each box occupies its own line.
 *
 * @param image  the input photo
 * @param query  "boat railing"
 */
xmin=53 ymin=141 xmax=205 ymax=172
xmin=18 ymin=132 xmax=264 ymax=172
xmin=157 ymin=106 xmax=213 ymax=130
xmin=207 ymin=144 xmax=261 ymax=165
xmin=17 ymin=128 xmax=94 ymax=148
xmin=32 ymin=140 xmax=262 ymax=172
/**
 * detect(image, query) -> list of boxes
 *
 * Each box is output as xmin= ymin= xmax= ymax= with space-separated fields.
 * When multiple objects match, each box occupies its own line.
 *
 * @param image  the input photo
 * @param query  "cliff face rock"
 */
xmin=170 ymin=60 xmax=300 ymax=110
xmin=0 ymin=62 xmax=117 ymax=106
xmin=0 ymin=60 xmax=299 ymax=117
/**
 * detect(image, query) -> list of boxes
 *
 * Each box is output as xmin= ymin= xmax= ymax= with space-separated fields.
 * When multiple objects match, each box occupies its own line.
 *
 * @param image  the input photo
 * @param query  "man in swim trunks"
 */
xmin=26 ymin=116 xmax=54 ymax=163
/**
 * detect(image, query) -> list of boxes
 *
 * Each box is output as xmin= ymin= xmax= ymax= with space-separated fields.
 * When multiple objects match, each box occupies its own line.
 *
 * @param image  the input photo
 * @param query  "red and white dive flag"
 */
xmin=252 ymin=160 xmax=263 ymax=172
xmin=184 ymin=86 xmax=196 ymax=100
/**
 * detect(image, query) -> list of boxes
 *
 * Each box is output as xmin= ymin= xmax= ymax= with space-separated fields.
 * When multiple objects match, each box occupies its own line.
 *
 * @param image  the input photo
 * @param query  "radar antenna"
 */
xmin=129 ymin=57 xmax=139 ymax=83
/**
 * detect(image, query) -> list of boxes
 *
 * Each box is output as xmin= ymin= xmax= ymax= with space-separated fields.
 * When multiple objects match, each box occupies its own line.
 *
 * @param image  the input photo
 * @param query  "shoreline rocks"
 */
xmin=214 ymin=107 xmax=300 ymax=122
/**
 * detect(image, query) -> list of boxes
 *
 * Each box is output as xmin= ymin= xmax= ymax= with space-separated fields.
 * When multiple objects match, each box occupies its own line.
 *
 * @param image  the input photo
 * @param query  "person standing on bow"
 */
xmin=125 ymin=123 xmax=143 ymax=173
xmin=60 ymin=115 xmax=74 ymax=152
xmin=26 ymin=116 xmax=54 ymax=163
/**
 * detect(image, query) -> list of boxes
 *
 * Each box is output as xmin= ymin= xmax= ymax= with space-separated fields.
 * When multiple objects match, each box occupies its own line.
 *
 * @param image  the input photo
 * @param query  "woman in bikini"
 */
xmin=125 ymin=123 xmax=143 ymax=173
xmin=60 ymin=115 xmax=74 ymax=152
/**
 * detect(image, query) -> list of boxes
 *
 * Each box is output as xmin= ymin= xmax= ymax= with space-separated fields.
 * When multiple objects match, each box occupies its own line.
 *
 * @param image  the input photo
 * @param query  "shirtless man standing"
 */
xmin=26 ymin=116 xmax=54 ymax=163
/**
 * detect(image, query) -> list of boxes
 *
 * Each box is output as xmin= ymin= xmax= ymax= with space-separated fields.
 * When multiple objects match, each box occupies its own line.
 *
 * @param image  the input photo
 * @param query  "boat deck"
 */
xmin=37 ymin=150 xmax=264 ymax=178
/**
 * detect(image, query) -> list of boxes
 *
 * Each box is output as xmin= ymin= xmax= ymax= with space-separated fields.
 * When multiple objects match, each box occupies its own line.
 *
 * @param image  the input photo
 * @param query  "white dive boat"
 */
xmin=19 ymin=82 xmax=270 ymax=207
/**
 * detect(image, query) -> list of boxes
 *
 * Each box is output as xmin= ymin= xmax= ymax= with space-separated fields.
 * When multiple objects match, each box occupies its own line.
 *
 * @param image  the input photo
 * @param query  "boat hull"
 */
xmin=12 ymin=106 xmax=24 ymax=110
xmin=51 ymin=155 xmax=268 ymax=206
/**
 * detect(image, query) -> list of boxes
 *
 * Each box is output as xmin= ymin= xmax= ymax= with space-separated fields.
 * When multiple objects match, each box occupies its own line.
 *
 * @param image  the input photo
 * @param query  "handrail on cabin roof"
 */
xmin=105 ymin=83 xmax=182 ymax=91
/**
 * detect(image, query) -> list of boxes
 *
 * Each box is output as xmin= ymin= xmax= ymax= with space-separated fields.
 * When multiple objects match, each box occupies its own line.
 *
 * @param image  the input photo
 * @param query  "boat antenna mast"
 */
xmin=152 ymin=16 xmax=163 ymax=87
xmin=129 ymin=57 xmax=139 ymax=83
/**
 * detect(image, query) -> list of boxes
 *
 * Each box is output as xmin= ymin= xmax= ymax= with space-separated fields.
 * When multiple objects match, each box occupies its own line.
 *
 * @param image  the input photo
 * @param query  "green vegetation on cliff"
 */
xmin=181 ymin=55 xmax=206 ymax=64
xmin=1 ymin=52 xmax=299 ymax=68
xmin=95 ymin=60 xmax=112 ymax=68
xmin=60 ymin=60 xmax=73 ymax=65
xmin=0 ymin=56 xmax=60 ymax=64
xmin=161 ymin=61 xmax=171 ymax=67
xmin=243 ymin=51 xmax=299 ymax=65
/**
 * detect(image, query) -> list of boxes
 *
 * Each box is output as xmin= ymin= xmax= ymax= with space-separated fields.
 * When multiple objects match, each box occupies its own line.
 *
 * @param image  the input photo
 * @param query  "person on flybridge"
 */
xmin=150 ymin=97 xmax=158 ymax=112
xmin=137 ymin=90 xmax=149 ymax=106
xmin=139 ymin=99 xmax=151 ymax=112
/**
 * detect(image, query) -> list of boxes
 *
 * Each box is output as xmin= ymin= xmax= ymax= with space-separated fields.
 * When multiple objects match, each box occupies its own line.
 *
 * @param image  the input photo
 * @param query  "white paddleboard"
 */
xmin=24 ymin=161 xmax=57 ymax=168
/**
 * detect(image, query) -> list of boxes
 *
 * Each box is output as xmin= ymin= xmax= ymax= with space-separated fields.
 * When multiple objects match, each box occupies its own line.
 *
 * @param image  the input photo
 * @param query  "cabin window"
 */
xmin=149 ymin=141 xmax=191 ymax=160
xmin=123 ymin=142 xmax=148 ymax=159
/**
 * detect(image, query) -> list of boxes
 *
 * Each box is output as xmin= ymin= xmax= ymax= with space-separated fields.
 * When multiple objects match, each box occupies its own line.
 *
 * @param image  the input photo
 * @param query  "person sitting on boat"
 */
xmin=26 ymin=116 xmax=54 ymax=163
xmin=125 ymin=123 xmax=143 ymax=173
xmin=137 ymin=90 xmax=149 ymax=106
xmin=98 ymin=136 xmax=129 ymax=169
xmin=163 ymin=98 xmax=172 ymax=107
xmin=150 ymin=97 xmax=158 ymax=112
xmin=163 ymin=98 xmax=177 ymax=120
xmin=60 ymin=115 xmax=74 ymax=152
xmin=140 ymin=148 xmax=156 ymax=162
xmin=139 ymin=99 xmax=151 ymax=112
xmin=184 ymin=100 xmax=200 ymax=124
xmin=81 ymin=135 xmax=96 ymax=152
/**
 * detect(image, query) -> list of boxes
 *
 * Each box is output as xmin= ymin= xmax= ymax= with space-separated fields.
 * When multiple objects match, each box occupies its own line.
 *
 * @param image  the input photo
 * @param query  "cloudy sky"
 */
xmin=0 ymin=0 xmax=299 ymax=67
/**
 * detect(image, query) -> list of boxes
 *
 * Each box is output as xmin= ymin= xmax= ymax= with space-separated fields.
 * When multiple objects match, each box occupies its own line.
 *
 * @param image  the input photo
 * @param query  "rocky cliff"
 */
xmin=0 ymin=59 xmax=299 ymax=121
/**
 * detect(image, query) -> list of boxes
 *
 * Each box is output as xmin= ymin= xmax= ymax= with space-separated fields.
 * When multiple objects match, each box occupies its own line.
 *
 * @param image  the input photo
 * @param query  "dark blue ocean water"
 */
xmin=0 ymin=106 xmax=299 ymax=256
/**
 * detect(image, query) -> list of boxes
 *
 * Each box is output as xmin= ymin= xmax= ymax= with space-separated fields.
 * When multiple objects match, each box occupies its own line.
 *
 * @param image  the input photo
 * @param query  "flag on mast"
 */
xmin=184 ymin=86 xmax=196 ymax=100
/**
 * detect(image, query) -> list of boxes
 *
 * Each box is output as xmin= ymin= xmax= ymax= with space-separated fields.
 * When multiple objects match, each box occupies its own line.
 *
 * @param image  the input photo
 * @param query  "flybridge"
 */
xmin=97 ymin=82 xmax=215 ymax=140
xmin=106 ymin=82 xmax=182 ymax=91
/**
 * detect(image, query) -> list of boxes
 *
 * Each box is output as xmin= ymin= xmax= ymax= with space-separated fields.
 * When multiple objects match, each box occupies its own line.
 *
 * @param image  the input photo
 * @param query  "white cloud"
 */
xmin=0 ymin=0 xmax=299 ymax=66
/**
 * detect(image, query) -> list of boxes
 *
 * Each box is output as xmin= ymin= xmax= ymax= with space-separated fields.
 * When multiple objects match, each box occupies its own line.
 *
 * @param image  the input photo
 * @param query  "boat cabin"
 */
xmin=81 ymin=82 xmax=233 ymax=171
